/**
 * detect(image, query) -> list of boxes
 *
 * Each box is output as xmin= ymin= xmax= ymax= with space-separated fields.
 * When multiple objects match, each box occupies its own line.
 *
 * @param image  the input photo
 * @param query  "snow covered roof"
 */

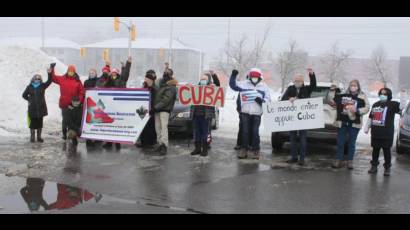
xmin=0 ymin=37 xmax=81 ymax=49
xmin=84 ymin=38 xmax=201 ymax=52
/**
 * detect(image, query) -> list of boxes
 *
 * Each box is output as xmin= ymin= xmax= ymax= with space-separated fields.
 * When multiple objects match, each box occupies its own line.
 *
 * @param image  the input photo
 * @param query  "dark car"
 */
xmin=396 ymin=102 xmax=410 ymax=154
xmin=271 ymin=82 xmax=344 ymax=151
xmin=168 ymin=99 xmax=220 ymax=137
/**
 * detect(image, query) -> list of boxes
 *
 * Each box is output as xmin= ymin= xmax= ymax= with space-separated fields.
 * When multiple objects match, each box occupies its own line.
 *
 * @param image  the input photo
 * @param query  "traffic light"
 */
xmin=159 ymin=48 xmax=165 ymax=58
xmin=103 ymin=49 xmax=110 ymax=62
xmin=131 ymin=23 xmax=136 ymax=41
xmin=80 ymin=47 xmax=85 ymax=57
xmin=114 ymin=17 xmax=120 ymax=32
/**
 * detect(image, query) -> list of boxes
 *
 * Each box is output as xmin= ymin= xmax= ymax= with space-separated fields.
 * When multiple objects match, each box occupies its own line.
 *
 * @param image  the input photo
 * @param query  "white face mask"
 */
xmin=350 ymin=86 xmax=358 ymax=93
xmin=72 ymin=101 xmax=80 ymax=107
xmin=294 ymin=82 xmax=303 ymax=89
xmin=250 ymin=78 xmax=259 ymax=84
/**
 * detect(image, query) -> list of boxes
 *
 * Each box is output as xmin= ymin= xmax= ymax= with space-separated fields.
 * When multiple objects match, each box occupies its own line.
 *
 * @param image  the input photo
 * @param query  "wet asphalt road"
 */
xmin=1 ymin=131 xmax=410 ymax=214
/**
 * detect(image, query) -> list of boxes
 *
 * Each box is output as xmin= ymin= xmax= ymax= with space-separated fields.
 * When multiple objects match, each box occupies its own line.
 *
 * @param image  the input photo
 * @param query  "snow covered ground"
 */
xmin=0 ymin=46 xmax=69 ymax=138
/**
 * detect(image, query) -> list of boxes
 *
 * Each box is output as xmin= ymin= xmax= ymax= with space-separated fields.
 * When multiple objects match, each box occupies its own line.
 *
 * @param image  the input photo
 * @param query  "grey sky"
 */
xmin=1 ymin=17 xmax=410 ymax=64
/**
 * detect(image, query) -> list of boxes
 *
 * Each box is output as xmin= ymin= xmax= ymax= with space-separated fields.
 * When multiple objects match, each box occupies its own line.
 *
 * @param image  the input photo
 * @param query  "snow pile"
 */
xmin=0 ymin=46 xmax=68 ymax=136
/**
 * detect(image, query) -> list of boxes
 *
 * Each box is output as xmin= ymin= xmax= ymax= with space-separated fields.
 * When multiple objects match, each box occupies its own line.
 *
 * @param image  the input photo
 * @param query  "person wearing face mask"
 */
xmin=190 ymin=73 xmax=219 ymax=157
xmin=138 ymin=70 xmax=158 ymax=148
xmin=281 ymin=68 xmax=317 ymax=166
xmin=365 ymin=88 xmax=406 ymax=176
xmin=332 ymin=79 xmax=370 ymax=169
xmin=100 ymin=57 xmax=132 ymax=150
xmin=153 ymin=68 xmax=178 ymax=155
xmin=22 ymin=70 xmax=53 ymax=143
xmin=66 ymin=96 xmax=83 ymax=147
xmin=84 ymin=69 xmax=99 ymax=89
xmin=229 ymin=68 xmax=271 ymax=160
xmin=96 ymin=61 xmax=111 ymax=88
xmin=50 ymin=63 xmax=85 ymax=141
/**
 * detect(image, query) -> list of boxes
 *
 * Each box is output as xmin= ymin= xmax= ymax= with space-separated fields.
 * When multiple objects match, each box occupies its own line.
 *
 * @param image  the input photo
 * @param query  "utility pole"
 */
xmin=227 ymin=17 xmax=231 ymax=68
xmin=41 ymin=17 xmax=45 ymax=50
xmin=168 ymin=17 xmax=174 ymax=67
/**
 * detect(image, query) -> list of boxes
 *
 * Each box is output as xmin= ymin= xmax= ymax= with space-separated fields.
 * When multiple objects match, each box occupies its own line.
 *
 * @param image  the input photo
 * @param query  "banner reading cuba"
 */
xmin=80 ymin=88 xmax=151 ymax=144
xmin=178 ymin=85 xmax=225 ymax=107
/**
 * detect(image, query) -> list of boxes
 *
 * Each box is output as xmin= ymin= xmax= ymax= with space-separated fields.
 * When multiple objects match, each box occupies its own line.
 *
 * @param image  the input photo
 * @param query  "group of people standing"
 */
xmin=22 ymin=60 xmax=407 ymax=176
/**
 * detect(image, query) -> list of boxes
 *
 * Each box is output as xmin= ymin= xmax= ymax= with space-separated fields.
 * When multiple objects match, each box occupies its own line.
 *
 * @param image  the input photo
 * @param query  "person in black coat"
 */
xmin=20 ymin=178 xmax=49 ymax=212
xmin=281 ymin=68 xmax=317 ymax=166
xmin=366 ymin=88 xmax=404 ymax=176
xmin=138 ymin=70 xmax=158 ymax=148
xmin=84 ymin=68 xmax=99 ymax=89
xmin=66 ymin=96 xmax=83 ymax=146
xmin=22 ymin=70 xmax=52 ymax=143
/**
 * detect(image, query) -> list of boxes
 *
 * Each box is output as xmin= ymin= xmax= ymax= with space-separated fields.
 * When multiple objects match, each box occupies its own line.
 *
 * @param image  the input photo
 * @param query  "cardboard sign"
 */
xmin=178 ymin=85 xmax=225 ymax=107
xmin=263 ymin=97 xmax=325 ymax=132
xmin=80 ymin=88 xmax=151 ymax=144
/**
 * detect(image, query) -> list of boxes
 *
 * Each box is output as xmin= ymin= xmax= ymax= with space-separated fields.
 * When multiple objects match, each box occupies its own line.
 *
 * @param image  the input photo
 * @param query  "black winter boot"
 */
xmin=37 ymin=129 xmax=44 ymax=143
xmin=115 ymin=143 xmax=121 ymax=150
xmin=200 ymin=142 xmax=208 ymax=157
xmin=384 ymin=163 xmax=391 ymax=176
xmin=190 ymin=142 xmax=201 ymax=156
xmin=30 ymin=129 xmax=35 ymax=143
xmin=368 ymin=161 xmax=379 ymax=174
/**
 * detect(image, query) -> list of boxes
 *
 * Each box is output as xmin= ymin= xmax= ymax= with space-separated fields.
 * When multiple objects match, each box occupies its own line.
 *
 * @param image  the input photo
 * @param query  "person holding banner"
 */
xmin=332 ymin=79 xmax=369 ymax=169
xmin=365 ymin=88 xmax=406 ymax=176
xmin=229 ymin=68 xmax=271 ymax=160
xmin=138 ymin=70 xmax=158 ymax=148
xmin=282 ymin=68 xmax=317 ymax=166
xmin=100 ymin=57 xmax=132 ymax=150
xmin=49 ymin=63 xmax=85 ymax=141
xmin=153 ymin=68 xmax=178 ymax=155
xmin=205 ymin=70 xmax=221 ymax=149
xmin=190 ymin=73 xmax=219 ymax=157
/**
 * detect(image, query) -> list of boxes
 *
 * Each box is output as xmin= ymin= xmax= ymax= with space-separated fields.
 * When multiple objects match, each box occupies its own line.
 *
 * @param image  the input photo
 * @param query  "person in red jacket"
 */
xmin=50 ymin=63 xmax=85 ymax=140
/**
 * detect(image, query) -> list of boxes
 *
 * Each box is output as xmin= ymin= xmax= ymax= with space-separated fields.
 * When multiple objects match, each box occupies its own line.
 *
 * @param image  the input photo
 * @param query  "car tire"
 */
xmin=396 ymin=138 xmax=405 ymax=155
xmin=271 ymin=132 xmax=284 ymax=152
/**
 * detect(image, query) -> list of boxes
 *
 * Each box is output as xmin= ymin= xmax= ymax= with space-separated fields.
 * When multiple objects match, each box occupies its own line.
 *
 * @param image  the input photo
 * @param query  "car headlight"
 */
xmin=177 ymin=112 xmax=190 ymax=118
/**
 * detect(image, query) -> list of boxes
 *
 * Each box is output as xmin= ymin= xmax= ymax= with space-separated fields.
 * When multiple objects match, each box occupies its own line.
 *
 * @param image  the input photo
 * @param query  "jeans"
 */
xmin=155 ymin=112 xmax=170 ymax=147
xmin=337 ymin=122 xmax=360 ymax=161
xmin=193 ymin=116 xmax=209 ymax=143
xmin=241 ymin=113 xmax=261 ymax=151
xmin=289 ymin=130 xmax=307 ymax=160
xmin=372 ymin=146 xmax=392 ymax=167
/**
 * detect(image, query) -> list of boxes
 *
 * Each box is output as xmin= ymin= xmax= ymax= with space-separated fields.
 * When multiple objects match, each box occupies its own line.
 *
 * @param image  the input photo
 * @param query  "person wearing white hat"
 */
xmin=229 ymin=68 xmax=271 ymax=160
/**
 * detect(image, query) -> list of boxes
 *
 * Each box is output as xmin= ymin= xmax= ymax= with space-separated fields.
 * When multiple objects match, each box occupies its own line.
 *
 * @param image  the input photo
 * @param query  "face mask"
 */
xmin=199 ymin=80 xmax=208 ymax=85
xmin=250 ymin=78 xmax=259 ymax=84
xmin=33 ymin=79 xmax=41 ymax=84
xmin=350 ymin=86 xmax=358 ymax=93
xmin=67 ymin=72 xmax=75 ymax=77
xmin=294 ymin=82 xmax=303 ymax=89
xmin=72 ymin=101 xmax=80 ymax=107
xmin=112 ymin=75 xmax=118 ymax=80
xmin=89 ymin=73 xmax=97 ymax=79
xmin=379 ymin=95 xmax=388 ymax=102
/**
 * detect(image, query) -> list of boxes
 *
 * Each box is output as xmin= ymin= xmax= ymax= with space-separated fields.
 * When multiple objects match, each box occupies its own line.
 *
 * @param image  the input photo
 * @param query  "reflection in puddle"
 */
xmin=0 ymin=176 xmax=102 ymax=213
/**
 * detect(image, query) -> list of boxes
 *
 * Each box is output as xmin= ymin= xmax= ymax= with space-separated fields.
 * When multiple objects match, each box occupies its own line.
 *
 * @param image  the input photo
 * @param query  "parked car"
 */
xmin=397 ymin=101 xmax=410 ymax=154
xmin=271 ymin=82 xmax=344 ymax=151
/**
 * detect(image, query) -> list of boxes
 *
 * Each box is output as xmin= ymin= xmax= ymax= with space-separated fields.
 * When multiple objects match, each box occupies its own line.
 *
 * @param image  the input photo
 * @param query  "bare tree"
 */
xmin=271 ymin=39 xmax=307 ymax=93
xmin=215 ymin=22 xmax=272 ymax=78
xmin=367 ymin=45 xmax=390 ymax=87
xmin=320 ymin=42 xmax=352 ymax=83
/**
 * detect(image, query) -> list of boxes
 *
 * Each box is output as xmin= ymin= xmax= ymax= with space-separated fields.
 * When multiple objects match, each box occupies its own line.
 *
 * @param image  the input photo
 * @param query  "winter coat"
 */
xmin=229 ymin=73 xmax=271 ymax=116
xmin=22 ymin=73 xmax=52 ymax=119
xmin=48 ymin=184 xmax=94 ymax=210
xmin=369 ymin=100 xmax=401 ymax=141
xmin=66 ymin=104 xmax=83 ymax=134
xmin=190 ymin=74 xmax=219 ymax=120
xmin=144 ymin=83 xmax=157 ymax=116
xmin=334 ymin=91 xmax=370 ymax=129
xmin=153 ymin=78 xmax=178 ymax=113
xmin=281 ymin=73 xmax=317 ymax=100
xmin=51 ymin=69 xmax=85 ymax=109
xmin=84 ymin=77 xmax=98 ymax=89
xmin=98 ymin=61 xmax=131 ymax=88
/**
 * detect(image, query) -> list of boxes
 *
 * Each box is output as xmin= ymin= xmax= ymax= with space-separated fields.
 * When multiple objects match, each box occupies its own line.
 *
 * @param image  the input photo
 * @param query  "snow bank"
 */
xmin=0 ymin=46 xmax=68 ymax=137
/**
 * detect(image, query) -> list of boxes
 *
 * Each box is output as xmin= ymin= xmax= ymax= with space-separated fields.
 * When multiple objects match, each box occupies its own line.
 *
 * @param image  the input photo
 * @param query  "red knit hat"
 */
xmin=249 ymin=68 xmax=262 ymax=78
xmin=102 ymin=66 xmax=110 ymax=73
xmin=67 ymin=65 xmax=76 ymax=73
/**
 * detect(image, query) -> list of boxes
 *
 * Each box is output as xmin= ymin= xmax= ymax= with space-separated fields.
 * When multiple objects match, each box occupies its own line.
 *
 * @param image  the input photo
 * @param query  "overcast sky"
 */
xmin=1 ymin=17 xmax=410 ymax=64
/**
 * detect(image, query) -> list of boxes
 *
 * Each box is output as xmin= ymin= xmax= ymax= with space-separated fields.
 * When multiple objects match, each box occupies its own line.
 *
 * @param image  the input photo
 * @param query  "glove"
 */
xmin=232 ymin=69 xmax=239 ymax=77
xmin=50 ymin=63 xmax=56 ymax=68
xmin=255 ymin=97 xmax=263 ymax=106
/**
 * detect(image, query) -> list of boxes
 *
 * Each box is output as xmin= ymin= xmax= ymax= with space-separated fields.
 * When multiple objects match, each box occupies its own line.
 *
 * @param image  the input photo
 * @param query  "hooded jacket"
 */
xmin=22 ymin=73 xmax=52 ymax=119
xmin=229 ymin=72 xmax=271 ymax=116
xmin=153 ymin=78 xmax=178 ymax=113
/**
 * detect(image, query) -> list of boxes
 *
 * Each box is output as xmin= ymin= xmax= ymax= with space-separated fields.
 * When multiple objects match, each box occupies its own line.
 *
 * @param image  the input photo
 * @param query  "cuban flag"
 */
xmin=240 ymin=90 xmax=263 ymax=105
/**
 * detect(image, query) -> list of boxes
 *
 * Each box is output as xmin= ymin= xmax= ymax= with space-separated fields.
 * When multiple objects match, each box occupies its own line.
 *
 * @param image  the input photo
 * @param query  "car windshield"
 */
xmin=310 ymin=87 xmax=330 ymax=99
